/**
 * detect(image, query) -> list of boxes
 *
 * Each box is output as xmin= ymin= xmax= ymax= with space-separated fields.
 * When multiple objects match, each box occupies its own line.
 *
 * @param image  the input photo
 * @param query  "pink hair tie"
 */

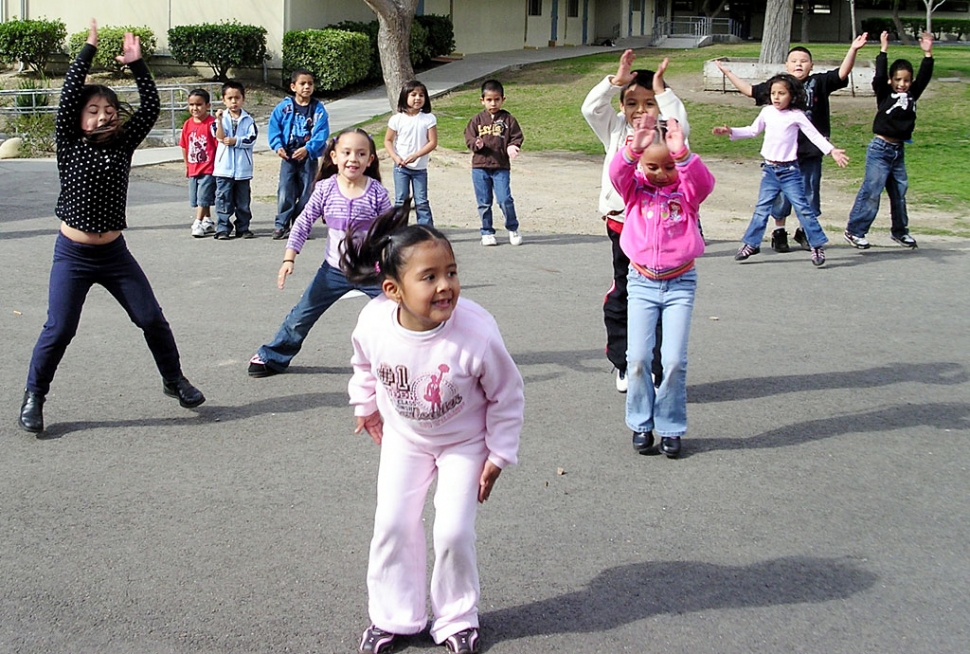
xmin=374 ymin=262 xmax=381 ymax=274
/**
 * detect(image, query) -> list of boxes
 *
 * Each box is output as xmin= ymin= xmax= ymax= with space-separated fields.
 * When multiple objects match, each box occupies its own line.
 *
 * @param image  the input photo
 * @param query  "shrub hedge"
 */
xmin=68 ymin=26 xmax=156 ymax=73
xmin=0 ymin=18 xmax=66 ymax=74
xmin=281 ymin=29 xmax=371 ymax=92
xmin=168 ymin=22 xmax=268 ymax=81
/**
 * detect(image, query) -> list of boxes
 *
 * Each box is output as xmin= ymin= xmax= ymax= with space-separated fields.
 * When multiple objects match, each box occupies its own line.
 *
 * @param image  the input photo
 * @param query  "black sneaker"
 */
xmin=272 ymin=228 xmax=289 ymax=240
xmin=443 ymin=628 xmax=480 ymax=654
xmin=793 ymin=227 xmax=810 ymax=250
xmin=162 ymin=376 xmax=206 ymax=408
xmin=892 ymin=234 xmax=918 ymax=248
xmin=633 ymin=431 xmax=655 ymax=455
xmin=359 ymin=625 xmax=397 ymax=653
xmin=660 ymin=436 xmax=681 ymax=458
xmin=734 ymin=243 xmax=760 ymax=261
xmin=248 ymin=355 xmax=281 ymax=378
xmin=214 ymin=232 xmax=232 ymax=240
xmin=238 ymin=230 xmax=256 ymax=239
xmin=770 ymin=228 xmax=791 ymax=252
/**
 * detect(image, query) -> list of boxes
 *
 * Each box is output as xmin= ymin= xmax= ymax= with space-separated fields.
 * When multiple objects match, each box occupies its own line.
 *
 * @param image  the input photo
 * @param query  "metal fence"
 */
xmin=653 ymin=17 xmax=742 ymax=41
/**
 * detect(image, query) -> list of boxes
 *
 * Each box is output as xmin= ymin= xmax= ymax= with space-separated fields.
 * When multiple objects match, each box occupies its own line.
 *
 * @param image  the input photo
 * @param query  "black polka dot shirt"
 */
xmin=55 ymin=44 xmax=160 ymax=233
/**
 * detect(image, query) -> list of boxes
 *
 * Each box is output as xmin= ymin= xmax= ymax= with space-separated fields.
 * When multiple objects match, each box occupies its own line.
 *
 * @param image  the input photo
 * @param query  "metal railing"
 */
xmin=653 ymin=17 xmax=741 ymax=42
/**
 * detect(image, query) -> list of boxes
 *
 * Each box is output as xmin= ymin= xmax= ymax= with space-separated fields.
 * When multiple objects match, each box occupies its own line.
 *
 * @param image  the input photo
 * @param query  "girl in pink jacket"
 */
xmin=609 ymin=114 xmax=714 ymax=459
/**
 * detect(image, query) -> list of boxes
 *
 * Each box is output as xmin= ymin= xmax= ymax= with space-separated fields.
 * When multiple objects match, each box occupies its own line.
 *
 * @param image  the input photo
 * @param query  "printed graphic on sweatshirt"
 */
xmin=378 ymin=361 xmax=465 ymax=427
xmin=476 ymin=119 xmax=507 ymax=138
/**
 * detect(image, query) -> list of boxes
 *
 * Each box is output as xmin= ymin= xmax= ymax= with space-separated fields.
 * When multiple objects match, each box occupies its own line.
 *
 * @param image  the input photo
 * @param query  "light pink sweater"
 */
xmin=729 ymin=105 xmax=834 ymax=162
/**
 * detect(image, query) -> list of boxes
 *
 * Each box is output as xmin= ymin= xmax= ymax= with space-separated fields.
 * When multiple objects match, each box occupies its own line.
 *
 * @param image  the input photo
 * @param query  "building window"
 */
xmin=528 ymin=0 xmax=543 ymax=17
xmin=567 ymin=0 xmax=580 ymax=18
xmin=794 ymin=1 xmax=832 ymax=13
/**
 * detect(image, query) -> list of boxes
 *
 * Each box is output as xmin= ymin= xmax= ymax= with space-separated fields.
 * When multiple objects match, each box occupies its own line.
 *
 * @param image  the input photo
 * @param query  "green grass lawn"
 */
xmin=361 ymin=42 xmax=970 ymax=213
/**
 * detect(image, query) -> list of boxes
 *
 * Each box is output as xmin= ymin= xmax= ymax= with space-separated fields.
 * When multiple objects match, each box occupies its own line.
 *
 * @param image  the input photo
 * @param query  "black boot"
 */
xmin=18 ymin=389 xmax=45 ymax=433
xmin=163 ymin=376 xmax=206 ymax=408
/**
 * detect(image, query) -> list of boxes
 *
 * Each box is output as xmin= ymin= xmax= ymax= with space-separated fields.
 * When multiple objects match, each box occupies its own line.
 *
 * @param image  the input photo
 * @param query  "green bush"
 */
xmin=333 ymin=19 xmax=431 ymax=80
xmin=68 ymin=26 xmax=156 ymax=73
xmin=5 ymin=112 xmax=57 ymax=156
xmin=281 ymin=29 xmax=371 ymax=92
xmin=168 ymin=22 xmax=268 ymax=81
xmin=15 ymin=76 xmax=51 ymax=110
xmin=931 ymin=18 xmax=970 ymax=40
xmin=860 ymin=17 xmax=897 ymax=40
xmin=0 ymin=18 xmax=66 ymax=74
xmin=415 ymin=14 xmax=455 ymax=58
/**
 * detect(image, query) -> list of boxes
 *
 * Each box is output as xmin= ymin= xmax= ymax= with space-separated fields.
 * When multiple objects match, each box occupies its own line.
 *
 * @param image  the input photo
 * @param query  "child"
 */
xmin=384 ymin=80 xmax=438 ymax=226
xmin=268 ymin=68 xmax=330 ymax=240
xmin=18 ymin=20 xmax=204 ymax=435
xmin=213 ymin=80 xmax=257 ymax=240
xmin=844 ymin=31 xmax=934 ymax=250
xmin=179 ymin=88 xmax=218 ymax=238
xmin=464 ymin=79 xmax=524 ymax=246
xmin=247 ymin=129 xmax=391 ymax=377
xmin=610 ymin=115 xmax=713 ymax=459
xmin=716 ymin=34 xmax=867 ymax=252
xmin=582 ymin=50 xmax=690 ymax=393
xmin=712 ymin=74 xmax=849 ymax=267
xmin=341 ymin=210 xmax=524 ymax=654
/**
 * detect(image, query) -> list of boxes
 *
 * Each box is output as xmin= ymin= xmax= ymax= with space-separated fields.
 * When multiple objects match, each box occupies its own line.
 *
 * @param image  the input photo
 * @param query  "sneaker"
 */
xmin=191 ymin=219 xmax=205 ymax=238
xmin=508 ymin=230 xmax=522 ymax=246
xmin=660 ymin=436 xmax=681 ymax=458
xmin=201 ymin=218 xmax=216 ymax=235
xmin=615 ymin=369 xmax=628 ymax=393
xmin=843 ymin=230 xmax=870 ymax=249
xmin=162 ymin=376 xmax=206 ymax=408
xmin=734 ymin=243 xmax=760 ymax=261
xmin=443 ymin=628 xmax=480 ymax=654
xmin=272 ymin=228 xmax=289 ymax=240
xmin=770 ymin=228 xmax=790 ymax=253
xmin=214 ymin=232 xmax=232 ymax=240
xmin=481 ymin=234 xmax=497 ymax=246
xmin=359 ymin=625 xmax=397 ymax=654
xmin=793 ymin=227 xmax=810 ymax=250
xmin=632 ymin=431 xmax=654 ymax=455
xmin=892 ymin=234 xmax=918 ymax=248
xmin=248 ymin=354 xmax=281 ymax=378
xmin=238 ymin=230 xmax=256 ymax=239
xmin=811 ymin=246 xmax=826 ymax=267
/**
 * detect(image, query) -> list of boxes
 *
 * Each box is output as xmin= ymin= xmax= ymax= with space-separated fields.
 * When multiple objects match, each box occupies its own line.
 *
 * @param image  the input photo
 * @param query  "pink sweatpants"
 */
xmin=367 ymin=429 xmax=487 ymax=643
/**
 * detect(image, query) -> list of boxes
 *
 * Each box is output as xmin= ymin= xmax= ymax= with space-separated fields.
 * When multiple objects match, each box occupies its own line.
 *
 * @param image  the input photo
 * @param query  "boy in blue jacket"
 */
xmin=267 ymin=69 xmax=330 ymax=239
xmin=214 ymin=80 xmax=258 ymax=240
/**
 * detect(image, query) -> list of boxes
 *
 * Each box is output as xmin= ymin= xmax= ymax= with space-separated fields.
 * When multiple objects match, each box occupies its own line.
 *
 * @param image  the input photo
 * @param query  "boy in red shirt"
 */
xmin=180 ymin=89 xmax=218 ymax=237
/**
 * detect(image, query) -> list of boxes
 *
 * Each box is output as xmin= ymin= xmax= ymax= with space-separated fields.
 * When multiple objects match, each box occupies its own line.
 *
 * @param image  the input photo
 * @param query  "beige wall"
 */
xmin=451 ymin=0 xmax=526 ymax=53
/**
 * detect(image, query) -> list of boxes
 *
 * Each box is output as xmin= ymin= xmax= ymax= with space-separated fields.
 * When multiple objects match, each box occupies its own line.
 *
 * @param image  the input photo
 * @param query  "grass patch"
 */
xmin=359 ymin=42 xmax=970 ymax=213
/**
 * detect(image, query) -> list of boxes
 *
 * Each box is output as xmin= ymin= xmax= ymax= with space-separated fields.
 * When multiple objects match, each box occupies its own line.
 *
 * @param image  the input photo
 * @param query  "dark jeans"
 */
xmin=605 ymin=223 xmax=662 ymax=381
xmin=275 ymin=156 xmax=318 ymax=232
xmin=27 ymin=233 xmax=182 ymax=395
xmin=216 ymin=177 xmax=253 ymax=235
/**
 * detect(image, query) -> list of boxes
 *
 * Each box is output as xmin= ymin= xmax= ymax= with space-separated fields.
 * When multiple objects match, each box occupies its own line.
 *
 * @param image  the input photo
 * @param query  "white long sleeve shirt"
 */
xmin=349 ymin=295 xmax=524 ymax=469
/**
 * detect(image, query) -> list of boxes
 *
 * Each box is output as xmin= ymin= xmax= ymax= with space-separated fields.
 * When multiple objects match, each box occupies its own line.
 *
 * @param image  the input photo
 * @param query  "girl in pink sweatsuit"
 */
xmin=609 ymin=114 xmax=714 ymax=459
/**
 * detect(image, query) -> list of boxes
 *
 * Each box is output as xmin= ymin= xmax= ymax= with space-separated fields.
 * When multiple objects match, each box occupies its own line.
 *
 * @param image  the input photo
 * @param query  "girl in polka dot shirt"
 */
xmin=18 ymin=19 xmax=205 ymax=436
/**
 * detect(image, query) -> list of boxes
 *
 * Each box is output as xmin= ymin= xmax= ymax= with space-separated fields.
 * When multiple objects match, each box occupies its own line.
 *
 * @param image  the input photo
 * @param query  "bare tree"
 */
xmin=892 ymin=0 xmax=913 ymax=45
xmin=760 ymin=0 xmax=794 ymax=64
xmin=361 ymin=0 xmax=420 ymax=109
xmin=921 ymin=0 xmax=947 ymax=34
xmin=700 ymin=0 xmax=730 ymax=17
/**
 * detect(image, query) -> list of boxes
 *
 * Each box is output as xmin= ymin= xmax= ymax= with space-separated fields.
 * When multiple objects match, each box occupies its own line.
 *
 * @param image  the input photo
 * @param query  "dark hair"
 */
xmin=397 ymin=80 xmax=432 ymax=113
xmin=889 ymin=58 xmax=914 ymax=78
xmin=481 ymin=79 xmax=504 ymax=97
xmin=79 ymin=84 xmax=131 ymax=145
xmin=620 ymin=70 xmax=662 ymax=102
xmin=221 ymin=80 xmax=245 ymax=98
xmin=341 ymin=202 xmax=453 ymax=286
xmin=188 ymin=88 xmax=210 ymax=104
xmin=787 ymin=46 xmax=813 ymax=61
xmin=763 ymin=73 xmax=808 ymax=111
xmin=317 ymin=128 xmax=382 ymax=182
xmin=291 ymin=68 xmax=314 ymax=84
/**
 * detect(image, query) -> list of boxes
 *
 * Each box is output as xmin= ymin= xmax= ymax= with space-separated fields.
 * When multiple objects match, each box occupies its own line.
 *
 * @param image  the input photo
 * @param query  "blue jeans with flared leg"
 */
xmin=742 ymin=162 xmax=828 ymax=249
xmin=846 ymin=137 xmax=910 ymax=239
xmin=393 ymin=164 xmax=433 ymax=226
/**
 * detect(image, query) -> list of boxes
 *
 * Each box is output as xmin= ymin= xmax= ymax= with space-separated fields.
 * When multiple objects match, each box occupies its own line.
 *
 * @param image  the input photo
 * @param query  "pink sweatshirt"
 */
xmin=349 ymin=295 xmax=524 ymax=469
xmin=610 ymin=148 xmax=714 ymax=279
xmin=729 ymin=105 xmax=834 ymax=162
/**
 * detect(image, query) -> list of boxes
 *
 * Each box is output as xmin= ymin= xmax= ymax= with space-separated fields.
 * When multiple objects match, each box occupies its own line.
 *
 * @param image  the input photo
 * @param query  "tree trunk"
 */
xmin=760 ymin=0 xmax=794 ymax=64
xmin=891 ymin=0 xmax=912 ymax=45
xmin=800 ymin=1 xmax=810 ymax=43
xmin=362 ymin=0 xmax=419 ymax=110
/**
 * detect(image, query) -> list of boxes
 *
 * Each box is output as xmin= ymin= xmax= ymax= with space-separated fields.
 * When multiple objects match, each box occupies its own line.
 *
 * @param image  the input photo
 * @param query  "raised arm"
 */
xmin=119 ymin=31 xmax=160 ymax=151
xmin=56 ymin=19 xmax=98 ymax=146
xmin=838 ymin=32 xmax=869 ymax=81
xmin=910 ymin=32 xmax=935 ymax=100
xmin=715 ymin=59 xmax=753 ymax=97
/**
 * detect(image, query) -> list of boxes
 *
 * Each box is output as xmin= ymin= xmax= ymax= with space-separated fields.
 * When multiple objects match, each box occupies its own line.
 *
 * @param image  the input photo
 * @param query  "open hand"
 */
xmin=115 ymin=31 xmax=142 ymax=66
xmin=711 ymin=125 xmax=731 ymax=136
xmin=613 ymin=49 xmax=637 ymax=87
xmin=850 ymin=32 xmax=868 ymax=51
xmin=653 ymin=57 xmax=670 ymax=95
xmin=86 ymin=19 xmax=98 ymax=47
xmin=506 ymin=144 xmax=520 ymax=160
xmin=831 ymin=148 xmax=849 ymax=168
xmin=629 ymin=113 xmax=659 ymax=153
xmin=664 ymin=117 xmax=685 ymax=155
xmin=355 ymin=411 xmax=384 ymax=445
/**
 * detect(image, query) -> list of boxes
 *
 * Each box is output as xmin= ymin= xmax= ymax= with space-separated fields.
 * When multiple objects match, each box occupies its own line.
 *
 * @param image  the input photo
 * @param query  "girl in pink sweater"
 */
xmin=712 ymin=73 xmax=849 ymax=267
xmin=609 ymin=114 xmax=714 ymax=459
xmin=341 ymin=207 xmax=524 ymax=654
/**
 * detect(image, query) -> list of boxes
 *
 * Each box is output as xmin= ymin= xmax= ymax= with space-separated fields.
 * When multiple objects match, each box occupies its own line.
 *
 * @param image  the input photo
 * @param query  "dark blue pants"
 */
xmin=26 ymin=233 xmax=182 ymax=395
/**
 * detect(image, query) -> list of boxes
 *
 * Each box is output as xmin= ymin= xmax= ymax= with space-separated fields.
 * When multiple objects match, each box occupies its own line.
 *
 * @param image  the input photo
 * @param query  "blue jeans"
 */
xmin=742 ymin=162 xmax=828 ymax=249
xmin=393 ymin=165 xmax=433 ymax=226
xmin=27 ymin=233 xmax=182 ymax=395
xmin=275 ymin=156 xmax=318 ymax=231
xmin=771 ymin=156 xmax=822 ymax=220
xmin=215 ymin=177 xmax=253 ymax=235
xmin=257 ymin=262 xmax=382 ymax=371
xmin=471 ymin=168 xmax=518 ymax=235
xmin=625 ymin=267 xmax=696 ymax=438
xmin=846 ymin=138 xmax=909 ymax=238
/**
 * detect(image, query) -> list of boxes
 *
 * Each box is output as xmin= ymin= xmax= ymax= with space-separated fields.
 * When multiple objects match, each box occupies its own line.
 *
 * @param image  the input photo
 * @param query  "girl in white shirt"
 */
xmin=384 ymin=80 xmax=438 ymax=226
xmin=342 ymin=209 xmax=524 ymax=654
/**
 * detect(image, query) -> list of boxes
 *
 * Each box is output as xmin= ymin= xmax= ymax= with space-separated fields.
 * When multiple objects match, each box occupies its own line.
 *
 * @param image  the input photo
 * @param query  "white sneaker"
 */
xmin=509 ymin=230 xmax=522 ymax=246
xmin=191 ymin=219 xmax=205 ymax=238
xmin=201 ymin=218 xmax=217 ymax=235
xmin=615 ymin=369 xmax=628 ymax=393
xmin=481 ymin=234 xmax=497 ymax=246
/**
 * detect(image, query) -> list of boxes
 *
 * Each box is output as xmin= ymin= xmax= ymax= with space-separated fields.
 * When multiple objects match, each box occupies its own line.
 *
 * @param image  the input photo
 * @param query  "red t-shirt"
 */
xmin=180 ymin=115 xmax=217 ymax=177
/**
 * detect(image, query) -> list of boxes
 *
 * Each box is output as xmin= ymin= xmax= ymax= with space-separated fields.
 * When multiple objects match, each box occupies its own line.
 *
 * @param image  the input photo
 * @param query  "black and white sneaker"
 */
xmin=793 ymin=227 xmax=810 ymax=250
xmin=811 ymin=246 xmax=826 ymax=267
xmin=892 ymin=234 xmax=918 ymax=248
xmin=770 ymin=228 xmax=791 ymax=252
xmin=443 ymin=628 xmax=480 ymax=654
xmin=734 ymin=243 xmax=760 ymax=261
xmin=843 ymin=231 xmax=871 ymax=249
xmin=360 ymin=625 xmax=397 ymax=653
